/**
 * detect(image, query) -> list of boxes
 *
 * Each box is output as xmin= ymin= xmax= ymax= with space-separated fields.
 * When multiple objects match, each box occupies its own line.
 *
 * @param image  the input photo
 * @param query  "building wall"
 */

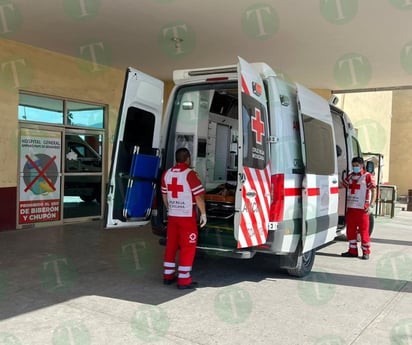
xmin=0 ymin=38 xmax=125 ymax=230
xmin=390 ymin=90 xmax=412 ymax=197
xmin=336 ymin=92 xmax=392 ymax=185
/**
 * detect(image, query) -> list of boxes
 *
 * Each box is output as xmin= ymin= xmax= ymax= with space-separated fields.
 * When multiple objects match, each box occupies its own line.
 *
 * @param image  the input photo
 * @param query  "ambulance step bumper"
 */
xmin=196 ymin=246 xmax=256 ymax=259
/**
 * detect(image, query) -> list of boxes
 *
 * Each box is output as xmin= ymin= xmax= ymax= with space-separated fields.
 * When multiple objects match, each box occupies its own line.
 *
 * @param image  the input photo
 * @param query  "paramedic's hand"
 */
xmin=366 ymin=204 xmax=375 ymax=214
xmin=200 ymin=214 xmax=207 ymax=228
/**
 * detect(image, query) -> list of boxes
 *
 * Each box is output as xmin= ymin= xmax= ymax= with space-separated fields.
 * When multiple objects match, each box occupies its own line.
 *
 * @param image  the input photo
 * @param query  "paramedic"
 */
xmin=161 ymin=148 xmax=207 ymax=289
xmin=341 ymin=157 xmax=377 ymax=260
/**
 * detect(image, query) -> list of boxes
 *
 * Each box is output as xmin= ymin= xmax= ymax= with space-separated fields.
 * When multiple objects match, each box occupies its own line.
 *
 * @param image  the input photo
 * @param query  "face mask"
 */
xmin=353 ymin=166 xmax=361 ymax=174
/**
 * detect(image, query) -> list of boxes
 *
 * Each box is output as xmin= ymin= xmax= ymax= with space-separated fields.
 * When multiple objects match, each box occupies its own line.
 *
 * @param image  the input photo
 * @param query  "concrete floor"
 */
xmin=0 ymin=211 xmax=411 ymax=344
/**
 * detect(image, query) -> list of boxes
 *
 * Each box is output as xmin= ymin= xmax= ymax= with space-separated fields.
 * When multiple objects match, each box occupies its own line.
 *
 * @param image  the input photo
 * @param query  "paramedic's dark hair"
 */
xmin=176 ymin=148 xmax=191 ymax=163
xmin=352 ymin=156 xmax=364 ymax=165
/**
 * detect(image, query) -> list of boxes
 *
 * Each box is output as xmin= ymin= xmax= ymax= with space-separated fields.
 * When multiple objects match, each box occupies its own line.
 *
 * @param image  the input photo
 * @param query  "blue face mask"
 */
xmin=353 ymin=166 xmax=361 ymax=174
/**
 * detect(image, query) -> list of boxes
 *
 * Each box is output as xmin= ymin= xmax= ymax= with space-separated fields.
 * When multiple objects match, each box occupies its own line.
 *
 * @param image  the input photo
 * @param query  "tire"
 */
xmin=287 ymin=248 xmax=316 ymax=277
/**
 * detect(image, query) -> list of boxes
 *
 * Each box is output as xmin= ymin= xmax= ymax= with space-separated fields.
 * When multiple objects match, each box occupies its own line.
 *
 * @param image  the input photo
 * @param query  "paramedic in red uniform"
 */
xmin=341 ymin=157 xmax=377 ymax=260
xmin=161 ymin=148 xmax=207 ymax=289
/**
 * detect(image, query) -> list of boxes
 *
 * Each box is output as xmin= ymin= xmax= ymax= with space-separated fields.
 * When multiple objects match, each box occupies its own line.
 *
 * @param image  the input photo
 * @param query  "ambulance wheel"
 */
xmin=287 ymin=249 xmax=316 ymax=277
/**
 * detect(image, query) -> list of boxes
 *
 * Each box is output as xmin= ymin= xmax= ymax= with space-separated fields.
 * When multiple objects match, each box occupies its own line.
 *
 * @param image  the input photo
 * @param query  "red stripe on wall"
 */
xmin=0 ymin=187 xmax=16 ymax=231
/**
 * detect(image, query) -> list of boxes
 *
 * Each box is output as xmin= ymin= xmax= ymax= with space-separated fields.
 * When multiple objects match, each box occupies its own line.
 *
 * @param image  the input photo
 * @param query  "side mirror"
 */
xmin=366 ymin=161 xmax=375 ymax=173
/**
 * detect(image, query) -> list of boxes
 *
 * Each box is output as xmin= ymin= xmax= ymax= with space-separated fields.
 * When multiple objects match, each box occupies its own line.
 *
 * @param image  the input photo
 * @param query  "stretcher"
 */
xmin=123 ymin=146 xmax=160 ymax=219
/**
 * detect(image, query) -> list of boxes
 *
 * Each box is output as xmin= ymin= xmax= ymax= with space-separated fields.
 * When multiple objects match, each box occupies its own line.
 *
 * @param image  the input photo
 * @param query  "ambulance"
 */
xmin=106 ymin=57 xmax=374 ymax=277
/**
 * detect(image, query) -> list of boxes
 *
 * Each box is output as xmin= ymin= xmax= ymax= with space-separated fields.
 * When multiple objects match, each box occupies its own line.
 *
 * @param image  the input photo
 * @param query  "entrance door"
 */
xmin=296 ymin=84 xmax=339 ymax=253
xmin=106 ymin=68 xmax=164 ymax=228
xmin=234 ymin=57 xmax=271 ymax=249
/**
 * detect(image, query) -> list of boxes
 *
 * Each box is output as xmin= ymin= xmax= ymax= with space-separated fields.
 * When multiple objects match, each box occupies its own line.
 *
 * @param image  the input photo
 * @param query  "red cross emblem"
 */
xmin=167 ymin=177 xmax=183 ymax=198
xmin=251 ymin=108 xmax=265 ymax=145
xmin=349 ymin=179 xmax=361 ymax=194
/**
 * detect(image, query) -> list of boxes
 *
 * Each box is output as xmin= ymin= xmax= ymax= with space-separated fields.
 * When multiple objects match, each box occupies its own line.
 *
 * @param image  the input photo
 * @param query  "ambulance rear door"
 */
xmin=106 ymin=68 xmax=164 ymax=228
xmin=296 ymin=83 xmax=339 ymax=252
xmin=235 ymin=57 xmax=271 ymax=249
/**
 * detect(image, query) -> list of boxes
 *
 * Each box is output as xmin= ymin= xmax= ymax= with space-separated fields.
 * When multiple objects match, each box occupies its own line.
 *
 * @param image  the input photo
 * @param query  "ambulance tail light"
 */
xmin=270 ymin=174 xmax=284 ymax=222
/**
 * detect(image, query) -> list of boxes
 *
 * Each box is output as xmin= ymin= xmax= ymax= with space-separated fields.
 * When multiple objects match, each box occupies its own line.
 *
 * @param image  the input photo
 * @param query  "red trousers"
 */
xmin=163 ymin=214 xmax=198 ymax=285
xmin=346 ymin=208 xmax=371 ymax=255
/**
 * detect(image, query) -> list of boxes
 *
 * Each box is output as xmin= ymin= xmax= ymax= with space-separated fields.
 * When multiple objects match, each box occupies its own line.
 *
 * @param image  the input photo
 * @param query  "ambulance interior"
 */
xmin=170 ymin=85 xmax=240 ymax=224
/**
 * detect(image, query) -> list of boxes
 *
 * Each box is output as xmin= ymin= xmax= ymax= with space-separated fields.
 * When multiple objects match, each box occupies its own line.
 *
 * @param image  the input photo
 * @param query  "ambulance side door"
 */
xmin=106 ymin=68 xmax=164 ymax=228
xmin=235 ymin=57 xmax=271 ymax=249
xmin=296 ymin=83 xmax=339 ymax=252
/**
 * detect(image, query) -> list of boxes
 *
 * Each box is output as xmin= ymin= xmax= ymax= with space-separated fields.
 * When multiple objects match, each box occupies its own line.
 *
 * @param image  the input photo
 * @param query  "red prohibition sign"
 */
xmin=24 ymin=155 xmax=57 ymax=193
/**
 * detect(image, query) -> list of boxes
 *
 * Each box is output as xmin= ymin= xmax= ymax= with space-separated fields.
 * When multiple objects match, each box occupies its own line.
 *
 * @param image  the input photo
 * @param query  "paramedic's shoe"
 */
xmin=163 ymin=277 xmax=177 ymax=285
xmin=341 ymin=251 xmax=358 ymax=258
xmin=177 ymin=282 xmax=198 ymax=290
xmin=362 ymin=254 xmax=370 ymax=260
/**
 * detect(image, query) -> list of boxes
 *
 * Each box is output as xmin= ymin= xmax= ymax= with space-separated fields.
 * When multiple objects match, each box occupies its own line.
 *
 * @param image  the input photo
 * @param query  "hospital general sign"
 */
xmin=18 ymin=128 xmax=61 ymax=224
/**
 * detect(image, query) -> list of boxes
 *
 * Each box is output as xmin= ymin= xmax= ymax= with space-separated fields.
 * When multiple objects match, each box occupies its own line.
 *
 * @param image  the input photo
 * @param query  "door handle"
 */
xmin=239 ymin=173 xmax=246 ymax=184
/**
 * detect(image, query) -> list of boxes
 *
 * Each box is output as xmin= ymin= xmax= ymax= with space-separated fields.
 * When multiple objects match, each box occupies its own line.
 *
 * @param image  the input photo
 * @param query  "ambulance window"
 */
xmin=351 ymin=136 xmax=361 ymax=157
xmin=123 ymin=107 xmax=155 ymax=154
xmin=302 ymin=115 xmax=335 ymax=175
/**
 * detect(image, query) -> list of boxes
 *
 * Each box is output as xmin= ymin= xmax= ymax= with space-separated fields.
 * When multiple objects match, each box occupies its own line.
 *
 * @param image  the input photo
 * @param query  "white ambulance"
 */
xmin=106 ymin=57 xmax=373 ymax=277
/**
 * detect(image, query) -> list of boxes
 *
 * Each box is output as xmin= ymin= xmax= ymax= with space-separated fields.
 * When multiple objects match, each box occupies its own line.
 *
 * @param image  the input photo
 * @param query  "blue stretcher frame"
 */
xmin=123 ymin=146 xmax=160 ymax=219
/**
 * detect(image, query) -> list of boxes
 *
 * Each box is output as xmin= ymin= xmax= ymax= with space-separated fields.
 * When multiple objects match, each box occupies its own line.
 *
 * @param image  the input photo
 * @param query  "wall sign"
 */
xmin=19 ymin=128 xmax=61 ymax=224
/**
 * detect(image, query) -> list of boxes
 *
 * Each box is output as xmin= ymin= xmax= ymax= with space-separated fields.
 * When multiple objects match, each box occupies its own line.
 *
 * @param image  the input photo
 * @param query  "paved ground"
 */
xmin=0 ymin=210 xmax=411 ymax=344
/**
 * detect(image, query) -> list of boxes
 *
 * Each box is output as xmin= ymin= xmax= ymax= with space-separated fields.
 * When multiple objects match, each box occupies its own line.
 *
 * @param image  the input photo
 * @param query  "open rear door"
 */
xmin=235 ymin=57 xmax=271 ymax=248
xmin=106 ymin=68 xmax=163 ymax=228
xmin=296 ymin=84 xmax=339 ymax=252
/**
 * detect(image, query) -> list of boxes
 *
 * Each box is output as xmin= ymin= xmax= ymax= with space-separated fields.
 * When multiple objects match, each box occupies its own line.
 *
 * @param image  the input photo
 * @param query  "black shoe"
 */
xmin=177 ymin=282 xmax=198 ymax=290
xmin=163 ymin=277 xmax=177 ymax=285
xmin=362 ymin=254 xmax=370 ymax=260
xmin=341 ymin=251 xmax=358 ymax=257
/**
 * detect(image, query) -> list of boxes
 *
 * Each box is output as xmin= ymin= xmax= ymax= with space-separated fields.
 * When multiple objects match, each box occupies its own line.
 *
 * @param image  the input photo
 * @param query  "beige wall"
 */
xmin=336 ymin=92 xmax=392 ymax=185
xmin=390 ymin=90 xmax=412 ymax=196
xmin=0 ymin=38 xmax=124 ymax=188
